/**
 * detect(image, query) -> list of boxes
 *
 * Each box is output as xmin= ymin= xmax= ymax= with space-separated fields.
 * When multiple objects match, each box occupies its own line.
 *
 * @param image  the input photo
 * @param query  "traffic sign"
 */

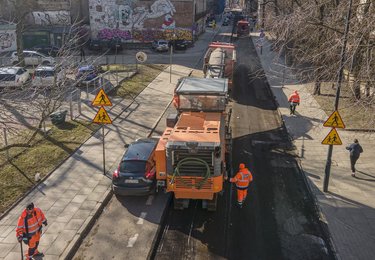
xmin=92 ymin=89 xmax=112 ymax=107
xmin=321 ymin=128 xmax=342 ymax=145
xmin=323 ymin=110 xmax=345 ymax=128
xmin=136 ymin=52 xmax=147 ymax=63
xmin=93 ymin=107 xmax=112 ymax=124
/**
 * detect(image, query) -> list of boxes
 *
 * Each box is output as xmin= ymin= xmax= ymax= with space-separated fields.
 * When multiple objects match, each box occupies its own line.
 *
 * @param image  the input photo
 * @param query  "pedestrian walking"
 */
xmin=16 ymin=203 xmax=47 ymax=260
xmin=288 ymin=90 xmax=300 ymax=115
xmin=230 ymin=163 xmax=253 ymax=208
xmin=346 ymin=139 xmax=363 ymax=177
xmin=80 ymin=47 xmax=86 ymax=62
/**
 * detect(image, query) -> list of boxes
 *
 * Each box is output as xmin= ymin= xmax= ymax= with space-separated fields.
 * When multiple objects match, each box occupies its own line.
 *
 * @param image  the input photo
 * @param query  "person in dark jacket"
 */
xmin=346 ymin=139 xmax=363 ymax=177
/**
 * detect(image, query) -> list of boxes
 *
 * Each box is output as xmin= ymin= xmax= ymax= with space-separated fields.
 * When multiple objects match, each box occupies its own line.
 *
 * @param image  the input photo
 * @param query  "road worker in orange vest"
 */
xmin=288 ymin=90 xmax=300 ymax=115
xmin=230 ymin=163 xmax=253 ymax=208
xmin=16 ymin=203 xmax=47 ymax=260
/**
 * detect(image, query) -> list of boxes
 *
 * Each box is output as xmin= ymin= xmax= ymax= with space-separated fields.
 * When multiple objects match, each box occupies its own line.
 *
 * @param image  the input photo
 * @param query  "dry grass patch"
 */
xmin=306 ymin=82 xmax=375 ymax=129
xmin=0 ymin=64 xmax=167 ymax=214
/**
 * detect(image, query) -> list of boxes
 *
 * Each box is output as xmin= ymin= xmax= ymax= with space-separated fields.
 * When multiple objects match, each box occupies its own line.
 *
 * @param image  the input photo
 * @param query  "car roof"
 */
xmin=35 ymin=66 xmax=56 ymax=71
xmin=78 ymin=65 xmax=95 ymax=70
xmin=0 ymin=67 xmax=23 ymax=74
xmin=122 ymin=138 xmax=158 ymax=161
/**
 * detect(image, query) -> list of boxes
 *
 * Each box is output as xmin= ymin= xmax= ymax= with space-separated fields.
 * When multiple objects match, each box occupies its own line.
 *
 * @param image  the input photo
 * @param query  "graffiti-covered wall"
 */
xmin=0 ymin=23 xmax=16 ymax=53
xmin=26 ymin=11 xmax=72 ymax=26
xmin=89 ymin=0 xmax=194 ymax=42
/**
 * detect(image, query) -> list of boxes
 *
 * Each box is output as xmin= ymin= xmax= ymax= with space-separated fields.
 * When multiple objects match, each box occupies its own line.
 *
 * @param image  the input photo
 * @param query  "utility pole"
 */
xmin=323 ymin=0 xmax=353 ymax=192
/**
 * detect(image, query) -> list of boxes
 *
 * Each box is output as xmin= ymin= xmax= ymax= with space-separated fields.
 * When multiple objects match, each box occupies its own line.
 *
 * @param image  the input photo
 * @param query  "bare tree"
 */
xmin=262 ymin=0 xmax=375 ymax=127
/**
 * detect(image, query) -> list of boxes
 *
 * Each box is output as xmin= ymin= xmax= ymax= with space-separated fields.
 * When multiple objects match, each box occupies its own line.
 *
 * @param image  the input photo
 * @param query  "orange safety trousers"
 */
xmin=236 ymin=188 xmax=248 ymax=204
xmin=26 ymin=231 xmax=41 ymax=258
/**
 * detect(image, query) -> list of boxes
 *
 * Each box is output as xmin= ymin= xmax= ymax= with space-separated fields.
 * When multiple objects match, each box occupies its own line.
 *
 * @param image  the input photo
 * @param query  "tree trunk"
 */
xmin=313 ymin=81 xmax=321 ymax=95
xmin=353 ymin=80 xmax=361 ymax=100
xmin=15 ymin=21 xmax=25 ymax=67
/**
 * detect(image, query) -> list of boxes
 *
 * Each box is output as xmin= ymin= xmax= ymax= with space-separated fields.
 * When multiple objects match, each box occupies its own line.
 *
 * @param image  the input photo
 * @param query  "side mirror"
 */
xmin=124 ymin=143 xmax=129 ymax=148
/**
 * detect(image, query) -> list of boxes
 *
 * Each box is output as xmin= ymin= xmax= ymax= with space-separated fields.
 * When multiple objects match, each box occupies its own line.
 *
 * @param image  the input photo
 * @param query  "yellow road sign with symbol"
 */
xmin=92 ymin=88 xmax=112 ymax=106
xmin=323 ymin=111 xmax=345 ymax=128
xmin=321 ymin=128 xmax=342 ymax=145
xmin=93 ymin=107 xmax=112 ymax=124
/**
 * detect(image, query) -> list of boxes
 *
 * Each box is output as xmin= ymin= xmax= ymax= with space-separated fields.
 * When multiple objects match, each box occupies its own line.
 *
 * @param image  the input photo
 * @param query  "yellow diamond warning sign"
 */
xmin=321 ymin=128 xmax=342 ymax=145
xmin=93 ymin=107 xmax=112 ymax=124
xmin=92 ymin=88 xmax=112 ymax=106
xmin=323 ymin=111 xmax=345 ymax=128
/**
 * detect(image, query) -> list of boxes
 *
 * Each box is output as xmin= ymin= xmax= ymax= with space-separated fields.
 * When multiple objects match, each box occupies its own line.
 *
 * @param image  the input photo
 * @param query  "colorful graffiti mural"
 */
xmin=97 ymin=28 xmax=192 ymax=42
xmin=90 ymin=0 xmax=176 ymax=30
xmin=89 ymin=0 xmax=193 ymax=42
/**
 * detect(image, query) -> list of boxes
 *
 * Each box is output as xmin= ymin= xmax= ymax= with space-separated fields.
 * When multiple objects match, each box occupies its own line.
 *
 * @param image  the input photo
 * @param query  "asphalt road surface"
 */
xmin=72 ymin=24 xmax=335 ymax=260
xmin=154 ymin=31 xmax=335 ymax=260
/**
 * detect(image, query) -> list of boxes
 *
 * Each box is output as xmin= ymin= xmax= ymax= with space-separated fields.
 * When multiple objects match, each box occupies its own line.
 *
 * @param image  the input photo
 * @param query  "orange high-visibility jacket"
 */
xmin=230 ymin=168 xmax=253 ymax=189
xmin=288 ymin=92 xmax=300 ymax=104
xmin=16 ymin=208 xmax=46 ymax=238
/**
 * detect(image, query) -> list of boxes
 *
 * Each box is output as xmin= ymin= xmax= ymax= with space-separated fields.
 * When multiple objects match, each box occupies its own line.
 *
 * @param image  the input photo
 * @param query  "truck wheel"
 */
xmin=173 ymin=198 xmax=184 ymax=210
xmin=206 ymin=194 xmax=218 ymax=211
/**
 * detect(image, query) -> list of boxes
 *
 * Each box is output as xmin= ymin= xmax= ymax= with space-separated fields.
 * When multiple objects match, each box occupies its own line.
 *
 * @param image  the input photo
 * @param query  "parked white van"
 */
xmin=11 ymin=50 xmax=56 ymax=66
xmin=0 ymin=67 xmax=30 ymax=89
xmin=32 ymin=66 xmax=65 ymax=88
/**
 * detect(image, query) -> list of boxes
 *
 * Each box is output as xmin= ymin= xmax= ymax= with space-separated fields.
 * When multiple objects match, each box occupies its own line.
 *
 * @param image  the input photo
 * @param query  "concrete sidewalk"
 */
xmin=0 ymin=27 xmax=217 ymax=259
xmin=253 ymin=32 xmax=375 ymax=260
xmin=0 ymin=64 xmax=193 ymax=260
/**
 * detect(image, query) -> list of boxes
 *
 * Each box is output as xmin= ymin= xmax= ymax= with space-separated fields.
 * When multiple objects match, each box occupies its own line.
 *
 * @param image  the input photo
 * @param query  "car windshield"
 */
xmin=0 ymin=74 xmax=15 ymax=81
xmin=119 ymin=160 xmax=146 ymax=173
xmin=159 ymin=41 xmax=168 ymax=45
xmin=35 ymin=70 xmax=55 ymax=77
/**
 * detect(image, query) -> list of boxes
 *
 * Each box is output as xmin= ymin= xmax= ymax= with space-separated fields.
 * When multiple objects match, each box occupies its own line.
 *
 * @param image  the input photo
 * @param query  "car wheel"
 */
xmin=42 ymin=61 xmax=50 ymax=65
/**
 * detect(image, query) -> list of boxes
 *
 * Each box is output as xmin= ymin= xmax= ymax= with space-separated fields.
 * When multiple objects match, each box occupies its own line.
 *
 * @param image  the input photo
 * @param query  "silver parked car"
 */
xmin=11 ymin=50 xmax=56 ymax=66
xmin=0 ymin=67 xmax=30 ymax=89
xmin=152 ymin=40 xmax=169 ymax=52
xmin=32 ymin=65 xmax=66 ymax=88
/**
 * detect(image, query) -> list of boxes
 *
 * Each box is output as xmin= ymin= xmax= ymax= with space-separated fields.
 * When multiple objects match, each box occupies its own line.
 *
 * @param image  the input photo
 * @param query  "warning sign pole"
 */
xmin=323 ymin=0 xmax=352 ymax=192
xmin=102 ymin=126 xmax=106 ymax=176
xmin=91 ymin=88 xmax=112 ymax=176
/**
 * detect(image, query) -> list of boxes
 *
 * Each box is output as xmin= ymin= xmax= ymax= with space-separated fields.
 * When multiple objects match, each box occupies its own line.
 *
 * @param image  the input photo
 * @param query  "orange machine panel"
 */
xmin=167 ymin=175 xmax=223 ymax=200
xmin=155 ymin=127 xmax=172 ymax=180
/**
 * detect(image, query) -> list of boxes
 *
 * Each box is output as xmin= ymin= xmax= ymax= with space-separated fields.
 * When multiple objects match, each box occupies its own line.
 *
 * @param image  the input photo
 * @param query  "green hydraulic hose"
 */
xmin=170 ymin=157 xmax=211 ymax=190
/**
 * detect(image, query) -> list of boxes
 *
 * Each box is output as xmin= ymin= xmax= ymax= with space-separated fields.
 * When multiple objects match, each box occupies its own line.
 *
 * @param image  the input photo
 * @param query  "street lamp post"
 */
xmin=323 ymin=0 xmax=353 ymax=192
xmin=169 ymin=33 xmax=176 ymax=83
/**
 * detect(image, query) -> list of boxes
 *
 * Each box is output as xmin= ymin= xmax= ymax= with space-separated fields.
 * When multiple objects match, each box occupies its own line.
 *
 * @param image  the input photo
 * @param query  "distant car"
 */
xmin=152 ymin=40 xmax=169 ymax=52
xmin=88 ymin=39 xmax=103 ymax=52
xmin=222 ymin=19 xmax=229 ymax=26
xmin=171 ymin=40 xmax=189 ymax=50
xmin=11 ymin=50 xmax=55 ymax=67
xmin=32 ymin=65 xmax=65 ymax=88
xmin=76 ymin=65 xmax=103 ymax=86
xmin=207 ymin=20 xmax=216 ymax=28
xmin=107 ymin=38 xmax=123 ymax=52
xmin=0 ymin=66 xmax=30 ymax=89
xmin=31 ymin=45 xmax=60 ymax=57
xmin=112 ymin=138 xmax=158 ymax=196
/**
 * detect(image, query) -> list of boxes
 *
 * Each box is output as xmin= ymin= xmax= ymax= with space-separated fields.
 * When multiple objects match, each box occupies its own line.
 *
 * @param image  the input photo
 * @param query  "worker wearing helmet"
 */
xmin=230 ymin=163 xmax=253 ymax=208
xmin=16 ymin=203 xmax=47 ymax=259
xmin=288 ymin=90 xmax=300 ymax=115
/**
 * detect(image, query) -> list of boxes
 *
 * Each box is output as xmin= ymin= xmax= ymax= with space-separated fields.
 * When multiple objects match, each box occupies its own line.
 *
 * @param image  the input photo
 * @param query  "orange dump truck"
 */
xmin=237 ymin=20 xmax=250 ymax=37
xmin=203 ymin=42 xmax=236 ymax=89
xmin=155 ymin=77 xmax=232 ymax=211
